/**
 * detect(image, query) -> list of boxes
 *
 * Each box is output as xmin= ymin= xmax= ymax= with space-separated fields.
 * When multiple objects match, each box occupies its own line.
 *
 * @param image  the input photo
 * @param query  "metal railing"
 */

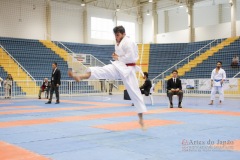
xmin=0 ymin=80 xmax=125 ymax=98
xmin=0 ymin=78 xmax=239 ymax=99
xmin=53 ymin=41 xmax=106 ymax=72
xmin=152 ymin=38 xmax=225 ymax=80
xmin=138 ymin=43 xmax=145 ymax=79
xmin=44 ymin=34 xmax=86 ymax=72
xmin=0 ymin=45 xmax=35 ymax=81
xmin=233 ymin=71 xmax=240 ymax=78
xmin=152 ymin=78 xmax=240 ymax=95
xmin=54 ymin=41 xmax=75 ymax=55
xmin=53 ymin=40 xmax=106 ymax=67
xmin=88 ymin=54 xmax=106 ymax=67
xmin=52 ymin=41 xmax=87 ymax=70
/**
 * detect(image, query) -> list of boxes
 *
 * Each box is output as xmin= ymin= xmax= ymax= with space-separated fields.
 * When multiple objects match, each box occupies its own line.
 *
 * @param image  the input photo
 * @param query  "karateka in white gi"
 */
xmin=68 ymin=26 xmax=147 ymax=129
xmin=209 ymin=61 xmax=226 ymax=105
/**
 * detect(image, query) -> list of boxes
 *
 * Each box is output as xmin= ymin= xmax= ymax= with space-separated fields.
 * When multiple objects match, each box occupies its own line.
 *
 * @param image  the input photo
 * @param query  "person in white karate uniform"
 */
xmin=0 ymin=77 xmax=3 ymax=87
xmin=68 ymin=26 xmax=147 ymax=129
xmin=209 ymin=61 xmax=226 ymax=105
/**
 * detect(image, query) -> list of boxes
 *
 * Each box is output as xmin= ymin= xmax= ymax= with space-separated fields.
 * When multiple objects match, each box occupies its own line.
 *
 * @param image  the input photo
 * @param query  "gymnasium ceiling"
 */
xmin=51 ymin=0 xmax=205 ymax=9
xmin=51 ymin=0 xmax=230 ymax=14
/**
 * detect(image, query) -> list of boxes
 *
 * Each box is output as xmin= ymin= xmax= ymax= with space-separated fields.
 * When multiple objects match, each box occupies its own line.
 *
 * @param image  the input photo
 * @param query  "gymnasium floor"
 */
xmin=0 ymin=95 xmax=240 ymax=160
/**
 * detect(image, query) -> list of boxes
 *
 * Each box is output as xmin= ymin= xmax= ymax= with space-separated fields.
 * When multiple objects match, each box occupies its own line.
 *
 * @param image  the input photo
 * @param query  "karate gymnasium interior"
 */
xmin=0 ymin=0 xmax=240 ymax=160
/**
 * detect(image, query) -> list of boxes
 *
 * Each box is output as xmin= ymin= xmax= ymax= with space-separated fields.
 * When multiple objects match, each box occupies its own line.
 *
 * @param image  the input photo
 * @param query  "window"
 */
xmin=91 ymin=17 xmax=114 ymax=40
xmin=117 ymin=21 xmax=136 ymax=42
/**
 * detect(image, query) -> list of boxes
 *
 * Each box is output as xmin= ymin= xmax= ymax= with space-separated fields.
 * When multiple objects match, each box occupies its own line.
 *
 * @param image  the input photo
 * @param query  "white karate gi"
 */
xmin=4 ymin=79 xmax=12 ymax=98
xmin=86 ymin=36 xmax=147 ymax=113
xmin=0 ymin=77 xmax=3 ymax=87
xmin=210 ymin=68 xmax=226 ymax=101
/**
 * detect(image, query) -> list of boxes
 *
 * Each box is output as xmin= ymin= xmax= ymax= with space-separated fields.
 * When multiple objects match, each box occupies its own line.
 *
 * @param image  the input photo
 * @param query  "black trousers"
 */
xmin=140 ymin=89 xmax=150 ymax=96
xmin=100 ymin=80 xmax=105 ymax=92
xmin=49 ymin=83 xmax=59 ymax=102
xmin=167 ymin=90 xmax=183 ymax=103
xmin=109 ymin=83 xmax=113 ymax=93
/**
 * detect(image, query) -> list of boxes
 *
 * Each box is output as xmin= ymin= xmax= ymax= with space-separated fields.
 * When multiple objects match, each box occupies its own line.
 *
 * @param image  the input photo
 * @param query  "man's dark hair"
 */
xmin=113 ymin=26 xmax=125 ymax=34
xmin=143 ymin=72 xmax=148 ymax=78
xmin=217 ymin=61 xmax=222 ymax=65
xmin=53 ymin=62 xmax=58 ymax=66
xmin=172 ymin=70 xmax=178 ymax=73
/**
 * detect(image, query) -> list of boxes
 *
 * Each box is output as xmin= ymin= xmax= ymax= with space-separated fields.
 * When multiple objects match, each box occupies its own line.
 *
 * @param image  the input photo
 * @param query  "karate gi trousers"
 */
xmin=87 ymin=63 xmax=147 ymax=113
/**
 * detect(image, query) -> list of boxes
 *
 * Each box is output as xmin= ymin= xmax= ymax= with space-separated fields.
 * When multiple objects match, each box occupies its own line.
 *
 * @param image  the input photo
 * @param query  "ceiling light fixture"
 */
xmin=149 ymin=0 xmax=153 ymax=2
xmin=146 ymin=10 xmax=150 ymax=15
xmin=81 ymin=0 xmax=85 ymax=7
xmin=116 ymin=5 xmax=120 ymax=12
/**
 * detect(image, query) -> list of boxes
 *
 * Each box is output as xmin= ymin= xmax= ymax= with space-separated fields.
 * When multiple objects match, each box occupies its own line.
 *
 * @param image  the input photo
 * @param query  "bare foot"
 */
xmin=139 ymin=119 xmax=147 ymax=131
xmin=138 ymin=113 xmax=147 ymax=131
xmin=68 ymin=70 xmax=81 ymax=82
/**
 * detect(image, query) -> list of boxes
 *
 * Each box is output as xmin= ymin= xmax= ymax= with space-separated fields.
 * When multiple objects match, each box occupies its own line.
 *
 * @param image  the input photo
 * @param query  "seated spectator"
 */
xmin=140 ymin=72 xmax=152 ymax=96
xmin=231 ymin=55 xmax=239 ymax=68
xmin=167 ymin=70 xmax=183 ymax=108
xmin=38 ymin=78 xmax=51 ymax=99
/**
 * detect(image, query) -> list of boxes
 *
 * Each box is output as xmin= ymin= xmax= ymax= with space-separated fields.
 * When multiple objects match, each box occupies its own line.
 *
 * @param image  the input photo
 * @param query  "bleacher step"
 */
xmin=0 ymin=48 xmax=39 ymax=95
xmin=164 ymin=36 xmax=240 ymax=80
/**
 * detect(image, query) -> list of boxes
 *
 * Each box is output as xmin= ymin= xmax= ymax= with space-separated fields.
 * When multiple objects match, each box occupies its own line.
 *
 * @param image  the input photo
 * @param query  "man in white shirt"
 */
xmin=209 ymin=61 xmax=226 ymax=105
xmin=231 ymin=55 xmax=239 ymax=68
xmin=0 ymin=77 xmax=3 ymax=87
xmin=68 ymin=26 xmax=147 ymax=129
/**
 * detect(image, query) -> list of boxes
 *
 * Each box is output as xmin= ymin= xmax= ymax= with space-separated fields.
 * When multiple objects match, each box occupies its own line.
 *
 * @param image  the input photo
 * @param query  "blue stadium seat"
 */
xmin=0 ymin=37 xmax=70 ymax=80
xmin=60 ymin=42 xmax=114 ymax=65
xmin=182 ymin=39 xmax=240 ymax=79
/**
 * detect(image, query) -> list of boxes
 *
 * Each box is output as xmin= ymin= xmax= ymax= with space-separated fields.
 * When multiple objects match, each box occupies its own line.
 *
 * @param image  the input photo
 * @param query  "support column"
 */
xmin=46 ymin=0 xmax=51 ymax=40
xmin=164 ymin=10 xmax=169 ymax=33
xmin=113 ymin=12 xmax=117 ymax=27
xmin=152 ymin=1 xmax=158 ymax=43
xmin=187 ymin=0 xmax=194 ymax=42
xmin=137 ymin=4 xmax=143 ymax=43
xmin=138 ymin=17 xmax=143 ymax=43
xmin=230 ymin=0 xmax=237 ymax=37
xmin=83 ymin=8 xmax=88 ymax=43
xmin=218 ymin=4 xmax=223 ymax=24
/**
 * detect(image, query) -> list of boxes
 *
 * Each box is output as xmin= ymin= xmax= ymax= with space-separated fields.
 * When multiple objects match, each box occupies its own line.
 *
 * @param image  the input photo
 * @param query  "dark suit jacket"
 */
xmin=51 ymin=68 xmax=61 ymax=85
xmin=167 ymin=78 xmax=182 ymax=90
xmin=140 ymin=78 xmax=152 ymax=95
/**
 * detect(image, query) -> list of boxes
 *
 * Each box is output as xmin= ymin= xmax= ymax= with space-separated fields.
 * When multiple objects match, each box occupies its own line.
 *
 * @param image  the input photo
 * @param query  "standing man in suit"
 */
xmin=140 ymin=72 xmax=152 ymax=96
xmin=167 ymin=70 xmax=183 ymax=108
xmin=46 ymin=62 xmax=61 ymax=104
